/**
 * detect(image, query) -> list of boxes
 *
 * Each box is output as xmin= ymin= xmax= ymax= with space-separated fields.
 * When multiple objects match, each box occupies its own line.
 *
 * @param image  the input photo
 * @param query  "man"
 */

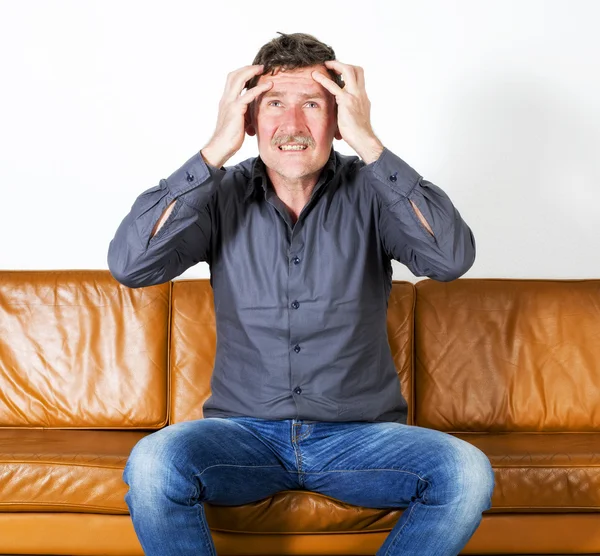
xmin=108 ymin=32 xmax=494 ymax=556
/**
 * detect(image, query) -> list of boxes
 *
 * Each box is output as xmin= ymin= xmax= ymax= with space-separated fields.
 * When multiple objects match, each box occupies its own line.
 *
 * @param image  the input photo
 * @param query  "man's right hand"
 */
xmin=201 ymin=65 xmax=273 ymax=168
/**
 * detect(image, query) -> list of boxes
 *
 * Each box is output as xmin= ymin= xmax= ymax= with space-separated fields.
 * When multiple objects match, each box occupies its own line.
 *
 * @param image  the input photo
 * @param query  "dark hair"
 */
xmin=245 ymin=32 xmax=344 ymax=90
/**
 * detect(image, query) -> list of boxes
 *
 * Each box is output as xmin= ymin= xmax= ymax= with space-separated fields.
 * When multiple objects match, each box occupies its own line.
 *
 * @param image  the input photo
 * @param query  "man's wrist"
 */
xmin=200 ymin=145 xmax=230 ymax=168
xmin=354 ymin=135 xmax=384 ymax=165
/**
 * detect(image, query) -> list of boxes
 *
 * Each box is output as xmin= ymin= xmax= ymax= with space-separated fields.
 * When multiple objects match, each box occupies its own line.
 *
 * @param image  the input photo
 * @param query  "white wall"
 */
xmin=1 ymin=0 xmax=598 ymax=281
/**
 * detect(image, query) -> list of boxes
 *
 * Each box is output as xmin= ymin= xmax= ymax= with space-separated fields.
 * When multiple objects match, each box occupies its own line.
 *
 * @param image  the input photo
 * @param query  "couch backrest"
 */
xmin=414 ymin=279 xmax=600 ymax=432
xmin=9 ymin=272 xmax=593 ymax=433
xmin=169 ymin=280 xmax=416 ymax=425
xmin=0 ymin=270 xmax=169 ymax=428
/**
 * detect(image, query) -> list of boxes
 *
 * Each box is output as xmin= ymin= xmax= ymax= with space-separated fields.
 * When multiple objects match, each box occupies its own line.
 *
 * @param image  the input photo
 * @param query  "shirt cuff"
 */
xmin=369 ymin=147 xmax=422 ymax=200
xmin=164 ymin=151 xmax=226 ymax=209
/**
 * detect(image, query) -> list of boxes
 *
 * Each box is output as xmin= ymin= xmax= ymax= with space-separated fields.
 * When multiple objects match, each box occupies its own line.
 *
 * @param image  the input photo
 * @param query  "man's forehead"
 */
xmin=256 ymin=66 xmax=333 ymax=99
xmin=258 ymin=65 xmax=329 ymax=84
xmin=262 ymin=89 xmax=327 ymax=100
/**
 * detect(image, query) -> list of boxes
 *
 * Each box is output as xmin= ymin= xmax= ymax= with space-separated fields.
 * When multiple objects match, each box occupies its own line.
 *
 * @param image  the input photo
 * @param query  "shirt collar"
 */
xmin=244 ymin=147 xmax=337 ymax=202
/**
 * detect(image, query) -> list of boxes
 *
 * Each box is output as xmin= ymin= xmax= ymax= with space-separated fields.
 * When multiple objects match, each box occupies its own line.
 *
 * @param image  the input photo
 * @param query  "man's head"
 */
xmin=244 ymin=33 xmax=344 ymax=183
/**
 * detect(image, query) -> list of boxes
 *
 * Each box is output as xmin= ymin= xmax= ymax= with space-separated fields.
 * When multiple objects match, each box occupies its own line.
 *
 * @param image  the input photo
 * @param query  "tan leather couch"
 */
xmin=1 ymin=270 xmax=599 ymax=555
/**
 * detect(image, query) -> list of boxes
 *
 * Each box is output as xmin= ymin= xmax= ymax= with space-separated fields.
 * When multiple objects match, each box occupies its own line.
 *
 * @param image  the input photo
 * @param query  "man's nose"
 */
xmin=281 ymin=105 xmax=306 ymax=132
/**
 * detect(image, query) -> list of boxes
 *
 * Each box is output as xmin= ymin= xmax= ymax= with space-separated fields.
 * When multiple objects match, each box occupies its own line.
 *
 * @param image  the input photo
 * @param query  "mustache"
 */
xmin=272 ymin=135 xmax=315 ymax=148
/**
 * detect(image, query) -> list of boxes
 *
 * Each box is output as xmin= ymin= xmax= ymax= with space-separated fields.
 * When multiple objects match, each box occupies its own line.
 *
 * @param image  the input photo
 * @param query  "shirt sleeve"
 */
xmin=107 ymin=151 xmax=225 ymax=288
xmin=361 ymin=147 xmax=476 ymax=282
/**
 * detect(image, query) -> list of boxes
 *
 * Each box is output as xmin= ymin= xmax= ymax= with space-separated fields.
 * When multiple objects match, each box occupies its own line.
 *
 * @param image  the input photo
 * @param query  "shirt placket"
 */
xmin=264 ymin=177 xmax=329 ymax=418
xmin=288 ymin=218 xmax=305 ymax=416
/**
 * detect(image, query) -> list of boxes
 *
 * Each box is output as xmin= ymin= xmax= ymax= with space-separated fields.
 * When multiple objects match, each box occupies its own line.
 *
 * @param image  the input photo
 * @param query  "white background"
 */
xmin=1 ymin=0 xmax=598 ymax=282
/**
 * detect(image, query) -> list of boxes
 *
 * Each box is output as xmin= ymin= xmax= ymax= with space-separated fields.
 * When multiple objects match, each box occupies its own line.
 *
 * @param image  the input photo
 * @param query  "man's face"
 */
xmin=245 ymin=64 xmax=341 ymax=182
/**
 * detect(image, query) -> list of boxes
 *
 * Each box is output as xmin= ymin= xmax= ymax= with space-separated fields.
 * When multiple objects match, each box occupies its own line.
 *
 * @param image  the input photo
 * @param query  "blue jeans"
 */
xmin=123 ymin=417 xmax=495 ymax=556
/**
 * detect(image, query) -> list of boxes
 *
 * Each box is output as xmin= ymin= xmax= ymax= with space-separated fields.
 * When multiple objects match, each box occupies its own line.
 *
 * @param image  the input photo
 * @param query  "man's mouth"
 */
xmin=278 ymin=144 xmax=309 ymax=151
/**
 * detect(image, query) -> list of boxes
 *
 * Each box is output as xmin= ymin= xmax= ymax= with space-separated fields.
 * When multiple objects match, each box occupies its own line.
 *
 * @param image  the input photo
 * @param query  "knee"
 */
xmin=123 ymin=427 xmax=196 ymax=502
xmin=429 ymin=438 xmax=495 ymax=512
xmin=451 ymin=441 xmax=495 ymax=510
xmin=124 ymin=433 xmax=162 ymax=488
xmin=124 ymin=432 xmax=166 ymax=491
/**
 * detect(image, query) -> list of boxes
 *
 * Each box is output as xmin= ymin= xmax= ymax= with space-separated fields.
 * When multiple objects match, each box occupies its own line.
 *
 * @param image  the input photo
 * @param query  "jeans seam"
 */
xmin=381 ymin=499 xmax=418 ymax=556
xmin=301 ymin=468 xmax=429 ymax=480
xmin=298 ymin=424 xmax=314 ymax=442
xmin=196 ymin=501 xmax=217 ymax=556
xmin=422 ymin=477 xmax=430 ymax=504
xmin=306 ymin=469 xmax=432 ymax=505
xmin=292 ymin=425 xmax=305 ymax=486
xmin=195 ymin=463 xmax=284 ymax=478
xmin=295 ymin=441 xmax=304 ymax=485
xmin=188 ymin=482 xmax=199 ymax=507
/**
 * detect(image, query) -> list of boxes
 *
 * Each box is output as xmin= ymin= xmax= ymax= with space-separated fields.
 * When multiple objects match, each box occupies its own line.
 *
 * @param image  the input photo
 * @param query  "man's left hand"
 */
xmin=312 ymin=61 xmax=384 ymax=164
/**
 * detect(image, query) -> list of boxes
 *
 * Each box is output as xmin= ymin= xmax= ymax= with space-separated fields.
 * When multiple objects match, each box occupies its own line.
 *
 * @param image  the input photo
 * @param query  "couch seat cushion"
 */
xmin=456 ymin=432 xmax=600 ymax=511
xmin=0 ymin=429 xmax=147 ymax=513
xmin=206 ymin=491 xmax=405 ymax=534
xmin=4 ymin=428 xmax=597 ymax=532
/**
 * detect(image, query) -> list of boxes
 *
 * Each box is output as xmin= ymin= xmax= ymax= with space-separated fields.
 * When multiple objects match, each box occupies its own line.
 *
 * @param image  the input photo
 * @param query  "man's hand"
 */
xmin=311 ymin=61 xmax=384 ymax=164
xmin=314 ymin=62 xmax=434 ymax=236
xmin=201 ymin=65 xmax=273 ymax=168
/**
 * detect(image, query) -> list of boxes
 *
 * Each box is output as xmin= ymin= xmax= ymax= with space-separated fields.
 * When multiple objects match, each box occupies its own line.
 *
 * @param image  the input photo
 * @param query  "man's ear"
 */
xmin=332 ymin=103 xmax=342 ymax=140
xmin=245 ymin=105 xmax=256 ymax=137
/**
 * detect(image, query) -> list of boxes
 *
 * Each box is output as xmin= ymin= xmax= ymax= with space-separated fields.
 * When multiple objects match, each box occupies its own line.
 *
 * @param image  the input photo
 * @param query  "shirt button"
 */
xmin=294 ymin=344 xmax=301 ymax=353
xmin=291 ymin=300 xmax=300 ymax=309
xmin=292 ymin=257 xmax=301 ymax=265
xmin=186 ymin=171 xmax=195 ymax=182
xmin=389 ymin=172 xmax=398 ymax=182
xmin=293 ymin=387 xmax=302 ymax=395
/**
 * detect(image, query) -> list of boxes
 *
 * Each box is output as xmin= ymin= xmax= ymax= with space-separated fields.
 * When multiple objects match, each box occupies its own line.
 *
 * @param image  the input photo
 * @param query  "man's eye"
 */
xmin=268 ymin=101 xmax=282 ymax=107
xmin=306 ymin=102 xmax=318 ymax=108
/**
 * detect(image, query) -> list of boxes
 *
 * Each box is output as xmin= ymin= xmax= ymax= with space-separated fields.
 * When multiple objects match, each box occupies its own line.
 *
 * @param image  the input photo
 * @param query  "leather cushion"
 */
xmin=0 ymin=270 xmax=170 ymax=428
xmin=0 ymin=429 xmax=147 ymax=513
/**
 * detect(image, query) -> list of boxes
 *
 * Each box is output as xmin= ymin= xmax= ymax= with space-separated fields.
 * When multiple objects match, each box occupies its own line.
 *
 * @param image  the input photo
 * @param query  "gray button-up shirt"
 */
xmin=108 ymin=147 xmax=475 ymax=424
